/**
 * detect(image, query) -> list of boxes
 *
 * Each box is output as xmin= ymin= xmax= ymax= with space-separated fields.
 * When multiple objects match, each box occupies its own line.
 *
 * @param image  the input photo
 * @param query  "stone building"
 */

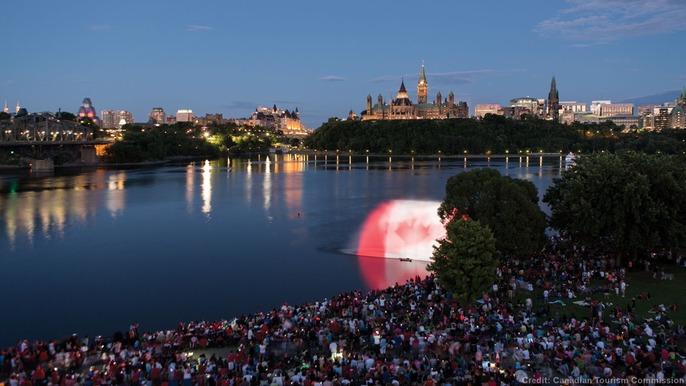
xmin=361 ymin=64 xmax=468 ymax=121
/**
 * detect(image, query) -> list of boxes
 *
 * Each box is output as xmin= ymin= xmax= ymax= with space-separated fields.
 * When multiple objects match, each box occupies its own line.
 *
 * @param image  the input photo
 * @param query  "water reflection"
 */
xmin=0 ymin=156 xmax=558 ymax=254
xmin=201 ymin=160 xmax=212 ymax=215
xmin=185 ymin=164 xmax=195 ymax=213
xmin=107 ymin=172 xmax=126 ymax=217
xmin=358 ymin=256 xmax=429 ymax=290
xmin=264 ymin=156 xmax=271 ymax=211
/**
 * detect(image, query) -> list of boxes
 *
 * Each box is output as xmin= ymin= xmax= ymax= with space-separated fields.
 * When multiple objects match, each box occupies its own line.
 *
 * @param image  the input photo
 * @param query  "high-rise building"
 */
xmin=176 ymin=109 xmax=194 ymax=122
xmin=653 ymin=107 xmax=673 ymax=131
xmin=149 ymin=107 xmax=166 ymax=124
xmin=546 ymin=77 xmax=560 ymax=121
xmin=101 ymin=110 xmax=134 ymax=129
xmin=101 ymin=110 xmax=117 ymax=129
xmin=669 ymin=106 xmax=685 ymax=129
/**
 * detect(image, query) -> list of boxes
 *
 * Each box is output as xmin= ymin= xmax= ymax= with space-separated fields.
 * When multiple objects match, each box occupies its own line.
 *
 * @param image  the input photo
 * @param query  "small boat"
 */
xmin=399 ymin=257 xmax=413 ymax=262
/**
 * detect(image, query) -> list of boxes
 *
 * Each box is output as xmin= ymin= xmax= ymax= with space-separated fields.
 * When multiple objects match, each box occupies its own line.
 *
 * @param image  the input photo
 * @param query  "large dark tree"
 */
xmin=544 ymin=152 xmax=686 ymax=261
xmin=438 ymin=168 xmax=546 ymax=257
xmin=428 ymin=219 xmax=498 ymax=303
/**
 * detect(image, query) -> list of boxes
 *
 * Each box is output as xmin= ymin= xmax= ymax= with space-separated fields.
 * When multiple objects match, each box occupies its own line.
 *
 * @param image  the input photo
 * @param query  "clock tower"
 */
xmin=417 ymin=63 xmax=428 ymax=104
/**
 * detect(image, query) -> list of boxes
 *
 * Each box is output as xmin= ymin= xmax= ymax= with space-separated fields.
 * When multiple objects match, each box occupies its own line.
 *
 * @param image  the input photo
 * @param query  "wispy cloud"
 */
xmin=536 ymin=0 xmax=686 ymax=44
xmin=319 ymin=75 xmax=345 ymax=82
xmin=89 ymin=24 xmax=111 ymax=32
xmin=371 ymin=69 xmax=523 ymax=85
xmin=186 ymin=24 xmax=213 ymax=32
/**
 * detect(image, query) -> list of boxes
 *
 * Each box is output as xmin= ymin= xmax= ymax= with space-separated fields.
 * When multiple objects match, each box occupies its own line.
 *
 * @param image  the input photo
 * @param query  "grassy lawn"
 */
xmin=521 ymin=265 xmax=686 ymax=325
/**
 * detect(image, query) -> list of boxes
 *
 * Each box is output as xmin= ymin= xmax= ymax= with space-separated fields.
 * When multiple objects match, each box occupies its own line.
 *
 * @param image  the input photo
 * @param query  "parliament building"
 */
xmin=361 ymin=64 xmax=468 ymax=121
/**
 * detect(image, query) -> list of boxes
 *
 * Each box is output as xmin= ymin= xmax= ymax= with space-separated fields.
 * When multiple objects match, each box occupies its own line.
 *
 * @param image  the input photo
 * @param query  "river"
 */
xmin=0 ymin=154 xmax=564 ymax=345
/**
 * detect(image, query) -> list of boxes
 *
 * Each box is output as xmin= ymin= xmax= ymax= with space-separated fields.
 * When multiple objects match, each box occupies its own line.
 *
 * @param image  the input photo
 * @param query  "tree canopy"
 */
xmin=428 ymin=219 xmax=498 ymax=303
xmin=438 ymin=168 xmax=547 ymax=257
xmin=105 ymin=125 xmax=221 ymax=163
xmin=544 ymin=152 xmax=686 ymax=260
xmin=304 ymin=116 xmax=686 ymax=155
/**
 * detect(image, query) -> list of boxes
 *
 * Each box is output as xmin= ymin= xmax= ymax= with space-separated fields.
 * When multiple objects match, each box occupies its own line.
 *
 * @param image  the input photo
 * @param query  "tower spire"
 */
xmin=2 ymin=100 xmax=8 ymax=114
xmin=547 ymin=76 xmax=560 ymax=121
xmin=417 ymin=62 xmax=428 ymax=104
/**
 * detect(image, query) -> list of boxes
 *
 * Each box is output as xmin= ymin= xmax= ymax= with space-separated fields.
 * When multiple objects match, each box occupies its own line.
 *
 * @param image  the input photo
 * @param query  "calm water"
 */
xmin=0 ymin=154 xmax=563 ymax=345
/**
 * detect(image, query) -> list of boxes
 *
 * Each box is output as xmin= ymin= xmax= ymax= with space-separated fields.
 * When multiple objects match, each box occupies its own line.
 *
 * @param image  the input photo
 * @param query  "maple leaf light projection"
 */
xmin=355 ymin=200 xmax=445 ymax=289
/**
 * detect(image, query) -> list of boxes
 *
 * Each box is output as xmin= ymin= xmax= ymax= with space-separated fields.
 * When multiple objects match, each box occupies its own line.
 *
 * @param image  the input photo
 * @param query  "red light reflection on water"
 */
xmin=356 ymin=200 xmax=444 ymax=289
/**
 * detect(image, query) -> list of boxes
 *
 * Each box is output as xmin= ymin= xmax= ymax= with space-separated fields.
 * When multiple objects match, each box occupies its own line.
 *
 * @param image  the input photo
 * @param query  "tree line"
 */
xmin=305 ymin=115 xmax=686 ymax=155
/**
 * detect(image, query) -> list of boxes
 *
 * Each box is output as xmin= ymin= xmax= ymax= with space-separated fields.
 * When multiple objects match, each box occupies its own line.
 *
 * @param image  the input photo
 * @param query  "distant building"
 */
xmin=670 ymin=105 xmax=685 ymax=129
xmin=509 ymin=97 xmax=543 ymax=118
xmin=475 ymin=104 xmax=503 ymax=118
xmin=598 ymin=103 xmax=633 ymax=117
xmin=638 ymin=89 xmax=686 ymax=130
xmin=653 ymin=107 xmax=673 ymax=131
xmin=361 ymin=63 xmax=468 ymax=121
xmin=101 ymin=110 xmax=134 ymax=129
xmin=201 ymin=113 xmax=224 ymax=125
xmin=2 ymin=101 xmax=9 ymax=113
xmin=176 ymin=109 xmax=194 ymax=123
xmin=608 ymin=115 xmax=639 ymax=129
xmin=247 ymin=105 xmax=309 ymax=137
xmin=590 ymin=101 xmax=611 ymax=116
xmin=546 ymin=77 xmax=560 ymax=121
xmin=149 ymin=107 xmax=166 ymax=124
xmin=347 ymin=110 xmax=358 ymax=121
xmin=589 ymin=101 xmax=633 ymax=117
xmin=165 ymin=115 xmax=177 ymax=124
xmin=560 ymin=101 xmax=587 ymax=113
xmin=671 ymin=89 xmax=686 ymax=129
xmin=77 ymin=98 xmax=98 ymax=123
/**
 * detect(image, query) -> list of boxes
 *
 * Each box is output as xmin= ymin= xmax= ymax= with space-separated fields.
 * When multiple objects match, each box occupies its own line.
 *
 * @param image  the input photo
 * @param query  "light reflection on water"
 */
xmin=0 ymin=154 xmax=561 ymax=344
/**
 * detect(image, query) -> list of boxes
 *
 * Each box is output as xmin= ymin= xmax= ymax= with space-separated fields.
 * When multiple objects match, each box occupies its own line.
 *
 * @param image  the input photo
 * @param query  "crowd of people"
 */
xmin=1 ymin=241 xmax=685 ymax=385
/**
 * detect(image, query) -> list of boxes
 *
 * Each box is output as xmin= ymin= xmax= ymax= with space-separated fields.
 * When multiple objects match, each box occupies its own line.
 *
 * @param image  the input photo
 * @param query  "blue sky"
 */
xmin=1 ymin=0 xmax=685 ymax=127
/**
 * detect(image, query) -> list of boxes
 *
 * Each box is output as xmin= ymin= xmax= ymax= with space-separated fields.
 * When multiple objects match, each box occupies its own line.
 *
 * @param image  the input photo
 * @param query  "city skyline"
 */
xmin=1 ymin=0 xmax=685 ymax=127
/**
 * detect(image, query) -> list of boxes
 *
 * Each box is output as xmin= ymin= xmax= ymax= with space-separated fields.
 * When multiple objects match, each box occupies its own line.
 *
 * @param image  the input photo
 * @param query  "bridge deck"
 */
xmin=0 ymin=140 xmax=113 ymax=147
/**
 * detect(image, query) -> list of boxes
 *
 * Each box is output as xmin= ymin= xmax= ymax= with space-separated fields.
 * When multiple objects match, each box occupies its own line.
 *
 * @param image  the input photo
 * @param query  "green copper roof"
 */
xmin=419 ymin=64 xmax=427 ymax=83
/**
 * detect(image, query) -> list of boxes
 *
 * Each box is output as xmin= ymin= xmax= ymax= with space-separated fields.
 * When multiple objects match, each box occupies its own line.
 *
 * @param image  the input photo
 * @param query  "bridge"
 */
xmin=1 ymin=113 xmax=113 ymax=170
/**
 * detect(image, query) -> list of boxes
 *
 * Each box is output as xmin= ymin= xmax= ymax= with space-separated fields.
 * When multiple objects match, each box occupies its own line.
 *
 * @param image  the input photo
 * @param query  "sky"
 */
xmin=1 ymin=0 xmax=685 ymax=128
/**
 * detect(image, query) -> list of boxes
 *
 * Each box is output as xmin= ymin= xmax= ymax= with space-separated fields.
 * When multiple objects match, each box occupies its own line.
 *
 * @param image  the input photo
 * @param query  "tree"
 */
xmin=55 ymin=111 xmax=76 ymax=121
xmin=438 ymin=169 xmax=546 ymax=257
xmin=428 ymin=219 xmax=498 ymax=303
xmin=544 ymin=152 xmax=686 ymax=262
